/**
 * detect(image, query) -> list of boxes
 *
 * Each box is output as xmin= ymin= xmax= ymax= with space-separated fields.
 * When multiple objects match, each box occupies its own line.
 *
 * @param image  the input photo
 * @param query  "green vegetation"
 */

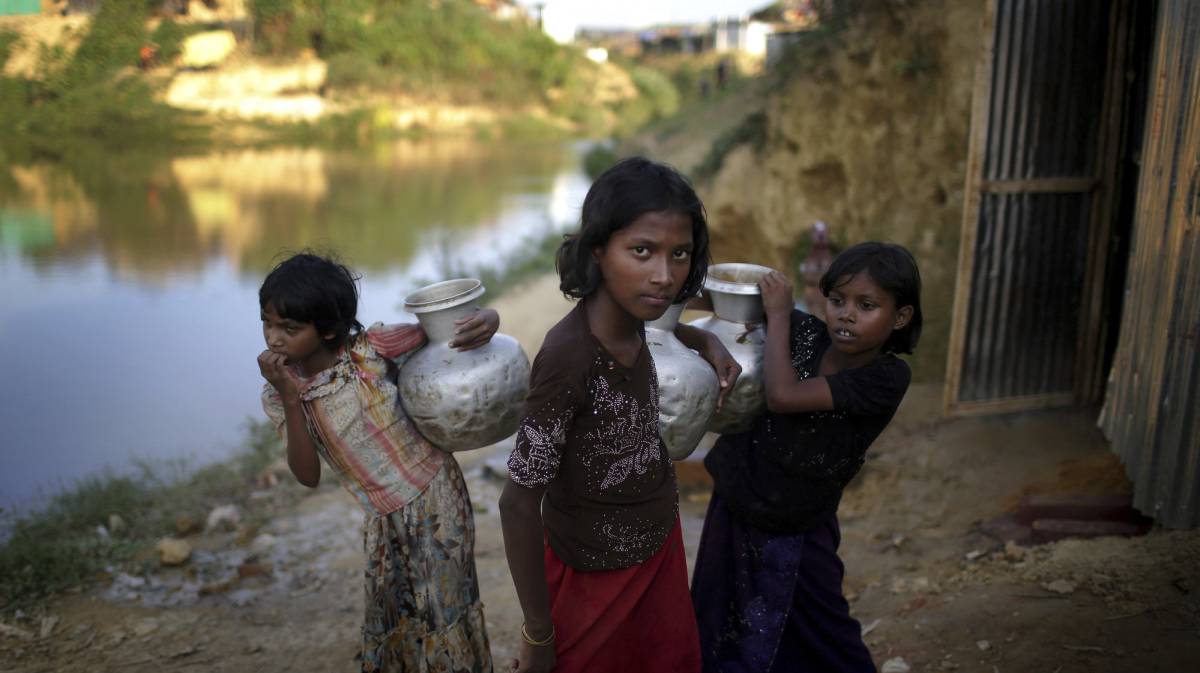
xmin=250 ymin=0 xmax=574 ymax=106
xmin=692 ymin=111 xmax=768 ymax=181
xmin=0 ymin=0 xmax=204 ymax=161
xmin=0 ymin=422 xmax=300 ymax=611
xmin=415 ymin=228 xmax=566 ymax=307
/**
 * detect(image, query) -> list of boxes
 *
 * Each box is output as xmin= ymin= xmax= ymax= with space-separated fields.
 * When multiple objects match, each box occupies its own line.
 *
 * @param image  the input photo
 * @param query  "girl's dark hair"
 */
xmin=819 ymin=241 xmax=923 ymax=355
xmin=259 ymin=252 xmax=364 ymax=350
xmin=557 ymin=156 xmax=710 ymax=301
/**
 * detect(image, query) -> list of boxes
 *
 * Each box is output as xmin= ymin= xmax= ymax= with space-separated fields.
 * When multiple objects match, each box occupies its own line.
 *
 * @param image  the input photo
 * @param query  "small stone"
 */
xmin=976 ymin=639 xmax=991 ymax=651
xmin=175 ymin=515 xmax=202 ymax=537
xmin=133 ymin=618 xmax=160 ymax=637
xmin=249 ymin=534 xmax=277 ymax=555
xmin=1004 ymin=540 xmax=1025 ymax=561
xmin=237 ymin=563 xmax=273 ymax=579
xmin=38 ymin=616 xmax=59 ymax=639
xmin=205 ymin=505 xmax=241 ymax=532
xmin=156 ymin=538 xmax=192 ymax=566
xmin=881 ymin=657 xmax=911 ymax=673
xmin=199 ymin=577 xmax=238 ymax=595
xmin=106 ymin=514 xmax=127 ymax=535
xmin=860 ymin=618 xmax=881 ymax=637
xmin=1044 ymin=579 xmax=1076 ymax=595
xmin=964 ymin=549 xmax=985 ymax=561
xmin=255 ymin=470 xmax=279 ymax=489
xmin=0 ymin=622 xmax=34 ymax=640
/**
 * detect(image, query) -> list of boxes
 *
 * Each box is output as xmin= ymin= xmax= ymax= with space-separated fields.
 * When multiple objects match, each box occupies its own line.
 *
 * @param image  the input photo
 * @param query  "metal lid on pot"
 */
xmin=703 ymin=263 xmax=773 ymax=295
xmin=404 ymin=278 xmax=485 ymax=314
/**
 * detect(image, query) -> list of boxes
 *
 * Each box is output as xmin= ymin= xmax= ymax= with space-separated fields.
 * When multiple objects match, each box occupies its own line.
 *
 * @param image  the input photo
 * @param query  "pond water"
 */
xmin=0 ymin=139 xmax=591 ymax=511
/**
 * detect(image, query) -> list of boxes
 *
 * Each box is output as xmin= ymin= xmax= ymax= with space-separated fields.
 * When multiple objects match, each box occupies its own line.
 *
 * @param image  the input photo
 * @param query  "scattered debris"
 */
xmin=1063 ymin=644 xmax=1106 ymax=654
xmin=106 ymin=514 xmax=127 ymax=535
xmin=861 ymin=618 xmax=882 ymax=637
xmin=1004 ymin=540 xmax=1025 ymax=561
xmin=133 ymin=618 xmax=160 ymax=637
xmin=237 ymin=563 xmax=273 ymax=579
xmin=175 ymin=514 xmax=203 ymax=537
xmin=977 ymin=639 xmax=991 ymax=651
xmin=881 ymin=657 xmax=911 ymax=673
xmin=38 ymin=615 xmax=59 ymax=639
xmin=965 ymin=549 xmax=985 ymax=561
xmin=0 ymin=622 xmax=34 ymax=641
xmin=206 ymin=505 xmax=241 ymax=532
xmin=156 ymin=538 xmax=193 ymax=566
xmin=1043 ymin=579 xmax=1076 ymax=595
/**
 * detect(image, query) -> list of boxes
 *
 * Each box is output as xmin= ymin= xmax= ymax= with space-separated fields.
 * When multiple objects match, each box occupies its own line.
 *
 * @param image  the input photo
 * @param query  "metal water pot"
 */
xmin=399 ymin=279 xmax=531 ymax=452
xmin=687 ymin=263 xmax=772 ymax=435
xmin=646 ymin=302 xmax=720 ymax=460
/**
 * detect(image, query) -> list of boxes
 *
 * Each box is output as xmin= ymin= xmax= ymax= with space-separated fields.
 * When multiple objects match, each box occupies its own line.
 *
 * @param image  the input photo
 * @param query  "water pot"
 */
xmin=646 ymin=302 xmax=720 ymax=460
xmin=399 ymin=279 xmax=531 ymax=452
xmin=687 ymin=263 xmax=772 ymax=435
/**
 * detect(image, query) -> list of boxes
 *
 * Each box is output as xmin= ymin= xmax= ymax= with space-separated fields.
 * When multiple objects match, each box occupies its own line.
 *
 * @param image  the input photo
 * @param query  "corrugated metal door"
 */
xmin=1099 ymin=0 xmax=1200 ymax=529
xmin=945 ymin=0 xmax=1130 ymax=415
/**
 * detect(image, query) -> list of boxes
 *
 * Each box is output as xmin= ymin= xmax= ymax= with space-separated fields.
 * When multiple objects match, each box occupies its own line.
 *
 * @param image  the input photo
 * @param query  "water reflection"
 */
xmin=0 ymin=140 xmax=590 ymax=509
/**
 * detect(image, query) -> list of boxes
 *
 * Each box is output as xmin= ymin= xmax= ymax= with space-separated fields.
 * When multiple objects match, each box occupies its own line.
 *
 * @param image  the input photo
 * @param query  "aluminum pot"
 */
xmin=688 ymin=263 xmax=773 ymax=435
xmin=399 ymin=279 xmax=531 ymax=452
xmin=646 ymin=302 xmax=720 ymax=460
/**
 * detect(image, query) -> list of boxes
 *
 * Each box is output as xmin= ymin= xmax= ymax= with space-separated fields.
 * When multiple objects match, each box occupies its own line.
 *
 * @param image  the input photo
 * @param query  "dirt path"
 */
xmin=2 ymin=276 xmax=1198 ymax=673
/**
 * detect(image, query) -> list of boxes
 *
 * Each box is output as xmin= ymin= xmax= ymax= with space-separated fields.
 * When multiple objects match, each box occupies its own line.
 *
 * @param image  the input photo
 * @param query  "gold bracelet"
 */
xmin=521 ymin=622 xmax=555 ymax=647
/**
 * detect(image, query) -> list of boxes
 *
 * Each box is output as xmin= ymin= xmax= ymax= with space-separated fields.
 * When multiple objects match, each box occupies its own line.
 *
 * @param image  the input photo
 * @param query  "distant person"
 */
xmin=499 ymin=157 xmax=740 ymax=673
xmin=691 ymin=242 xmax=923 ymax=672
xmin=715 ymin=57 xmax=730 ymax=90
xmin=256 ymin=252 xmax=497 ymax=672
xmin=138 ymin=42 xmax=158 ymax=70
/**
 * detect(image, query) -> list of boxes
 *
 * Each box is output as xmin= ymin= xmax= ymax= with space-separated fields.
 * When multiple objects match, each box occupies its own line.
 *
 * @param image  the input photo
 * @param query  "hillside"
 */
xmin=626 ymin=0 xmax=985 ymax=381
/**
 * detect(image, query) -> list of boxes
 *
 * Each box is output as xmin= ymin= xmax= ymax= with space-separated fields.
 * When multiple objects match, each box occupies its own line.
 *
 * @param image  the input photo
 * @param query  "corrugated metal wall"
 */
xmin=951 ymin=0 xmax=1115 ymax=407
xmin=1100 ymin=0 xmax=1200 ymax=529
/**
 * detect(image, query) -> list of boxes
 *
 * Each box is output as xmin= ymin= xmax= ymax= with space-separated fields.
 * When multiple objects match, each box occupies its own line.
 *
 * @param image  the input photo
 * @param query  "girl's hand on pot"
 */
xmin=701 ymin=335 xmax=742 ymax=411
xmin=450 ymin=308 xmax=499 ymax=351
xmin=759 ymin=271 xmax=795 ymax=320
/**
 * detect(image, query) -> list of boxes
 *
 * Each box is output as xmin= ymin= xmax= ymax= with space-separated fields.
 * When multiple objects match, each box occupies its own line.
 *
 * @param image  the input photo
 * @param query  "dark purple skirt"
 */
xmin=690 ymin=492 xmax=876 ymax=673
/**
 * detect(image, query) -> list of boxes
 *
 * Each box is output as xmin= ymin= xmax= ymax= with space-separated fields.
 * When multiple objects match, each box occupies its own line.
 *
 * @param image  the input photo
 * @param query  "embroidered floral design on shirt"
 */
xmin=582 ymin=369 xmax=664 ymax=491
xmin=507 ymin=403 xmax=572 ymax=487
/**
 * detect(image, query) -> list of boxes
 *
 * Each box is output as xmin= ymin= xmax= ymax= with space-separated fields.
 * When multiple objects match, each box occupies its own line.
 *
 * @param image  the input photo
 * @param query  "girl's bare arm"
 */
xmin=258 ymin=350 xmax=322 ymax=487
xmin=675 ymin=323 xmax=742 ymax=410
xmin=498 ymin=479 xmax=556 ymax=673
xmin=759 ymin=273 xmax=836 ymax=414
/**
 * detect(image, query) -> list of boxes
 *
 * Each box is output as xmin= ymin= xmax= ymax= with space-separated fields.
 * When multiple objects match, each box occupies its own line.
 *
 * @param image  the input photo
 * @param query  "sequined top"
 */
xmin=507 ymin=302 xmax=678 ymax=571
xmin=705 ymin=310 xmax=911 ymax=533
xmin=262 ymin=323 xmax=446 ymax=517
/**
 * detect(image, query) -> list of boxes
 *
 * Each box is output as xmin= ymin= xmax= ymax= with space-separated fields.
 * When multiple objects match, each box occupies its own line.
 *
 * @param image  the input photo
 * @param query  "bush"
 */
xmin=0 ymin=421 xmax=287 ymax=611
xmin=693 ymin=111 xmax=769 ymax=181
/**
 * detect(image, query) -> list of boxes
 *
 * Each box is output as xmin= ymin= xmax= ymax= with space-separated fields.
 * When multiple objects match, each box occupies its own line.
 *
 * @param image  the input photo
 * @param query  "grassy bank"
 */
xmin=0 ymin=1 xmax=207 ymax=162
xmin=0 ymin=421 xmax=304 ymax=612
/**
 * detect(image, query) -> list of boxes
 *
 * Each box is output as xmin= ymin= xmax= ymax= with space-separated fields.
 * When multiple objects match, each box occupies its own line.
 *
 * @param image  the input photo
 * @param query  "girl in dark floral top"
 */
xmin=693 ymin=242 xmax=922 ymax=673
xmin=500 ymin=157 xmax=739 ymax=673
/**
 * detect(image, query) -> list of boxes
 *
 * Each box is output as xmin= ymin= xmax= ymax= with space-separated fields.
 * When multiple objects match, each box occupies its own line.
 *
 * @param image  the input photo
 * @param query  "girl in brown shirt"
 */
xmin=500 ymin=157 xmax=739 ymax=673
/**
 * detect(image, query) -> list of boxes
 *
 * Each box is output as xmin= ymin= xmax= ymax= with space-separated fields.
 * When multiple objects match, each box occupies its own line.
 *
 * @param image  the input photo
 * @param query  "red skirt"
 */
xmin=544 ymin=518 xmax=701 ymax=673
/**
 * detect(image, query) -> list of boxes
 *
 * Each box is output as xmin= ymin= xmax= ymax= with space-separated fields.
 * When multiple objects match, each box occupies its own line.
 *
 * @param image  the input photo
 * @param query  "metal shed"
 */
xmin=946 ymin=0 xmax=1199 ymax=527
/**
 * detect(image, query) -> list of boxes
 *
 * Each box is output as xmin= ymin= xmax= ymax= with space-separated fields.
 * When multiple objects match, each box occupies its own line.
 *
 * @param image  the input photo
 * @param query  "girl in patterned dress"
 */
xmin=257 ymin=252 xmax=496 ymax=673
xmin=498 ymin=157 xmax=741 ymax=673
xmin=692 ymin=242 xmax=923 ymax=673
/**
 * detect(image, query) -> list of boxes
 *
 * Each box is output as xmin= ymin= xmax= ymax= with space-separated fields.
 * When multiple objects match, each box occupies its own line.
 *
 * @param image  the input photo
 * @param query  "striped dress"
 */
xmin=263 ymin=323 xmax=492 ymax=673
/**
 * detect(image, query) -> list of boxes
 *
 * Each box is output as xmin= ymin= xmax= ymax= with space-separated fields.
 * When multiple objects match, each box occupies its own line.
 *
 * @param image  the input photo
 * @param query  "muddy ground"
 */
xmin=2 ymin=380 xmax=1197 ymax=673
xmin=2 ymin=276 xmax=1198 ymax=672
